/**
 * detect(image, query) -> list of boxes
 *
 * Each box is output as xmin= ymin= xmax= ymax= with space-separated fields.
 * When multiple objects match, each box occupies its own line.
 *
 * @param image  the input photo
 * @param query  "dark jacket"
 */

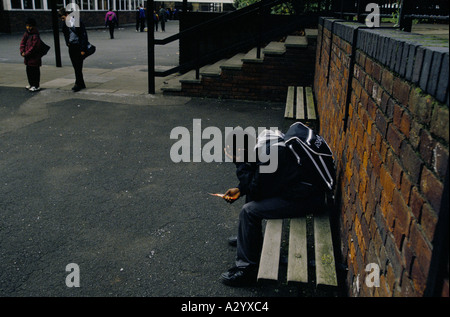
xmin=20 ymin=28 xmax=42 ymax=67
xmin=62 ymin=21 xmax=88 ymax=52
xmin=235 ymin=144 xmax=319 ymax=202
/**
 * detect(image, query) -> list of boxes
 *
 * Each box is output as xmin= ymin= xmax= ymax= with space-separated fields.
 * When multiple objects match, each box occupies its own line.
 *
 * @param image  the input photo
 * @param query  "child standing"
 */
xmin=20 ymin=18 xmax=42 ymax=92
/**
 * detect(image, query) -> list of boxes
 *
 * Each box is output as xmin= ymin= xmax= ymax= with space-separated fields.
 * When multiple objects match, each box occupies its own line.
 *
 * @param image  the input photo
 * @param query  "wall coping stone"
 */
xmin=319 ymin=17 xmax=449 ymax=105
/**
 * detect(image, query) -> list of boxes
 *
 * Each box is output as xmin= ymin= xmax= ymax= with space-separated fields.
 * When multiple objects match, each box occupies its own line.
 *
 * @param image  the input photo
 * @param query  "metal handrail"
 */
xmin=154 ymin=0 xmax=285 ymax=45
xmin=152 ymin=0 xmax=291 ymax=78
xmin=154 ymin=14 xmax=301 ymax=78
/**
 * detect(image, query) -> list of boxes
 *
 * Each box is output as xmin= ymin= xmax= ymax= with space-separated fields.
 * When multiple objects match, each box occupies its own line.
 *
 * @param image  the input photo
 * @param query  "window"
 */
xmin=11 ymin=0 xmax=22 ymax=9
xmin=35 ymin=0 xmax=44 ymax=9
xmin=23 ymin=0 xmax=33 ymax=9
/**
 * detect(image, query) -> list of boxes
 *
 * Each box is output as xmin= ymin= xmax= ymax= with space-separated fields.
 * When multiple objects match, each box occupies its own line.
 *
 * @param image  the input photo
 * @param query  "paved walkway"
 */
xmin=0 ymin=22 xmax=304 ymax=299
xmin=0 ymin=22 xmax=181 ymax=95
xmin=0 ymin=21 xmax=447 ymax=299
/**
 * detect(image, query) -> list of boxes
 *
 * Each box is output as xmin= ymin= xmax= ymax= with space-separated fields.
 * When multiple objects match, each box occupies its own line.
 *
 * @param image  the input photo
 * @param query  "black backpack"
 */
xmin=283 ymin=122 xmax=336 ymax=192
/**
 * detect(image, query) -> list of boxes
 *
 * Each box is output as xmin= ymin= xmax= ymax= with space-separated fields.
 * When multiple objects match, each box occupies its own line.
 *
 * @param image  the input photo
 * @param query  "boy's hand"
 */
xmin=224 ymin=188 xmax=240 ymax=203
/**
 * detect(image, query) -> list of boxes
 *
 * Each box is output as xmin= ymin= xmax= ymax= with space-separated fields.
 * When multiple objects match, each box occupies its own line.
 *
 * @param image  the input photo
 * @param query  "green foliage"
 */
xmin=271 ymin=2 xmax=296 ymax=15
xmin=234 ymin=0 xmax=259 ymax=10
xmin=234 ymin=0 xmax=296 ymax=15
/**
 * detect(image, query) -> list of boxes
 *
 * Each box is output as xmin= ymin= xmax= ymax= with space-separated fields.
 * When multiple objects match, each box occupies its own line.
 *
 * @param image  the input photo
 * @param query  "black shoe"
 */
xmin=72 ymin=84 xmax=86 ymax=92
xmin=227 ymin=236 xmax=237 ymax=247
xmin=221 ymin=266 xmax=258 ymax=287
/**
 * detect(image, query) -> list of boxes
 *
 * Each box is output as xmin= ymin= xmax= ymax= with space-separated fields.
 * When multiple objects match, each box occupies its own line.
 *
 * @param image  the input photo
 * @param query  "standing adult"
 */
xmin=135 ymin=5 xmax=140 ymax=32
xmin=20 ymin=17 xmax=42 ymax=92
xmin=59 ymin=8 xmax=88 ymax=92
xmin=159 ymin=6 xmax=166 ymax=32
xmin=105 ymin=10 xmax=118 ymax=39
xmin=153 ymin=10 xmax=159 ymax=32
xmin=139 ymin=5 xmax=146 ymax=32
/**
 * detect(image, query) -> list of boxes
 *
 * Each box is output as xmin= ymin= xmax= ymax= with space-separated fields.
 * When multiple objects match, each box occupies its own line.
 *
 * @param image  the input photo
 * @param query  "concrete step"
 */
xmin=263 ymin=41 xmax=286 ymax=55
xmin=242 ymin=47 xmax=264 ymax=63
xmin=285 ymin=35 xmax=308 ymax=48
xmin=161 ymin=70 xmax=199 ymax=92
xmin=200 ymin=59 xmax=227 ymax=77
xmin=179 ymin=70 xmax=201 ymax=84
xmin=161 ymin=34 xmax=312 ymax=93
xmin=220 ymin=53 xmax=246 ymax=70
xmin=305 ymin=28 xmax=318 ymax=40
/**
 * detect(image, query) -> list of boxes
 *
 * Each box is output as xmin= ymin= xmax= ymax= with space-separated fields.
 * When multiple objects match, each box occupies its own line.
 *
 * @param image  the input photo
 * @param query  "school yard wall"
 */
xmin=314 ymin=17 xmax=449 ymax=297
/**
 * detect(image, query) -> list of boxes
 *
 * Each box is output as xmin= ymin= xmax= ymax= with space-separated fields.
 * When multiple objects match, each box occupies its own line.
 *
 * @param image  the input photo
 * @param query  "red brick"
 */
xmin=386 ymin=263 xmax=398 ymax=292
xmin=400 ymin=111 xmax=411 ymax=138
xmin=380 ymin=165 xmax=396 ymax=204
xmin=393 ymin=102 xmax=404 ymax=128
xmin=409 ymin=221 xmax=432 ymax=274
xmin=399 ymin=142 xmax=423 ymax=184
xmin=392 ymin=189 xmax=411 ymax=239
xmin=419 ymin=129 xmax=436 ymax=166
xmin=407 ymin=88 xmax=433 ymax=125
xmin=381 ymin=69 xmax=394 ymax=95
xmin=430 ymin=105 xmax=449 ymax=144
xmin=433 ymin=142 xmax=449 ymax=180
xmin=372 ymin=62 xmax=382 ymax=83
xmin=400 ymin=173 xmax=413 ymax=204
xmin=392 ymin=159 xmax=403 ymax=189
xmin=393 ymin=77 xmax=411 ymax=106
xmin=410 ymin=257 xmax=427 ymax=296
xmin=409 ymin=186 xmax=424 ymax=220
xmin=420 ymin=203 xmax=437 ymax=243
xmin=375 ymin=109 xmax=389 ymax=138
xmin=420 ymin=166 xmax=444 ymax=212
xmin=387 ymin=124 xmax=403 ymax=154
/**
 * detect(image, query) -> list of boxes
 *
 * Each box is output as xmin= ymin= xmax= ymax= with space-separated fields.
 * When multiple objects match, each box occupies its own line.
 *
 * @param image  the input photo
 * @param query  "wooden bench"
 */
xmin=258 ymin=90 xmax=337 ymax=291
xmin=257 ymin=203 xmax=338 ymax=289
xmin=284 ymin=86 xmax=317 ymax=121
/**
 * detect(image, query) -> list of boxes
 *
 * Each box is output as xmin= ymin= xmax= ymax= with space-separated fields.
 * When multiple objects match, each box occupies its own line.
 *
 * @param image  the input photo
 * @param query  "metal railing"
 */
xmin=147 ymin=0 xmax=329 ymax=93
xmin=151 ymin=0 xmax=287 ymax=76
xmin=146 ymin=0 xmax=449 ymax=93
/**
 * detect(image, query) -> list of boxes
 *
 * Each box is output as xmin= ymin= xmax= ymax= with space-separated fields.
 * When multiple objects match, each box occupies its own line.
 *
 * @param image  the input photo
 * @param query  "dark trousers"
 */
xmin=139 ymin=18 xmax=145 ymax=32
xmin=235 ymin=196 xmax=307 ymax=268
xmin=26 ymin=66 xmax=40 ymax=87
xmin=68 ymin=45 xmax=85 ymax=88
xmin=107 ymin=21 xmax=115 ymax=38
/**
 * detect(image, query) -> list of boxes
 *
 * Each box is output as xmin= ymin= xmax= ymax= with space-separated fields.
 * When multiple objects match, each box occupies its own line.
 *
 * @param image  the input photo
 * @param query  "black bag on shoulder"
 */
xmin=39 ymin=40 xmax=50 ymax=57
xmin=283 ymin=122 xmax=336 ymax=193
xmin=84 ymin=42 xmax=96 ymax=59
xmin=33 ymin=34 xmax=50 ymax=57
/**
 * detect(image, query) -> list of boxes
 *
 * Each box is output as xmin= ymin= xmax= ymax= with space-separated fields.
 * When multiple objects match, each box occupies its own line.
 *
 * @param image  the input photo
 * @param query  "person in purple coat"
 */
xmin=20 ymin=17 xmax=42 ymax=92
xmin=105 ymin=10 xmax=118 ymax=39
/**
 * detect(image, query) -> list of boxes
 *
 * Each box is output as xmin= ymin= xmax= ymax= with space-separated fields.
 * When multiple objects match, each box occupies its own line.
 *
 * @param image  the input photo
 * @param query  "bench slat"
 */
xmin=305 ymin=87 xmax=317 ymax=120
xmin=287 ymin=218 xmax=308 ymax=283
xmin=295 ymin=87 xmax=305 ymax=120
xmin=314 ymin=213 xmax=338 ymax=286
xmin=284 ymin=86 xmax=295 ymax=118
xmin=257 ymin=219 xmax=283 ymax=281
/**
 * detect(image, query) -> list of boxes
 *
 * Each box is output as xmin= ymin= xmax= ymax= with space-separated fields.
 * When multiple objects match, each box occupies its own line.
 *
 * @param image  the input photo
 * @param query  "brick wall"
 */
xmin=314 ymin=18 xmax=448 ymax=296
